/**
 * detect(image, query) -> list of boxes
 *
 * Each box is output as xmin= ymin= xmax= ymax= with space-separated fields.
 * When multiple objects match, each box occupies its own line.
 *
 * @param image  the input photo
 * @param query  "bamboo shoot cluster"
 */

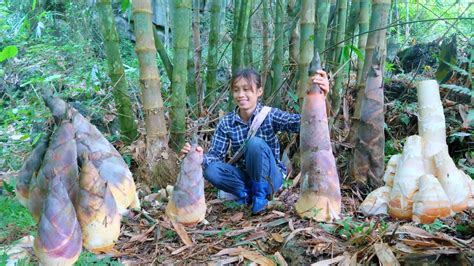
xmin=360 ymin=80 xmax=474 ymax=224
xmin=17 ymin=95 xmax=141 ymax=264
xmin=166 ymin=144 xmax=206 ymax=226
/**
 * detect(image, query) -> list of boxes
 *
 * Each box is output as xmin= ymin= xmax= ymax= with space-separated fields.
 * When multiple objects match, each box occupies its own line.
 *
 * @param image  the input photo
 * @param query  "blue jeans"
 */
xmin=204 ymin=137 xmax=284 ymax=198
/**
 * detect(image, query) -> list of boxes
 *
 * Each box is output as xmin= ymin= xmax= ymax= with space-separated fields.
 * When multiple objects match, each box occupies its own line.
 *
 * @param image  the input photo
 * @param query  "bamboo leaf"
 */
xmin=440 ymin=60 xmax=469 ymax=76
xmin=0 ymin=45 xmax=18 ymax=62
xmin=440 ymin=84 xmax=472 ymax=96
xmin=121 ymin=0 xmax=130 ymax=12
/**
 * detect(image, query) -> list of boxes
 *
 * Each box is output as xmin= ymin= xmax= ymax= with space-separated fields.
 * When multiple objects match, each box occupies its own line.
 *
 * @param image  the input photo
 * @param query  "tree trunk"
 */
xmin=170 ymin=0 xmax=192 ymax=151
xmin=132 ymin=0 xmax=178 ymax=187
xmin=97 ymin=0 xmax=138 ymax=144
xmin=356 ymin=0 xmax=370 ymax=85
xmin=187 ymin=34 xmax=197 ymax=113
xmin=229 ymin=0 xmax=251 ymax=110
xmin=345 ymin=0 xmax=360 ymax=39
xmin=153 ymin=29 xmax=173 ymax=80
xmin=350 ymin=0 xmax=390 ymax=160
xmin=329 ymin=0 xmax=348 ymax=118
xmin=231 ymin=0 xmax=251 ymax=74
xmin=326 ymin=0 xmax=338 ymax=69
xmin=192 ymin=0 xmax=202 ymax=114
xmin=205 ymin=0 xmax=221 ymax=107
xmin=296 ymin=0 xmax=315 ymax=103
xmin=314 ymin=0 xmax=331 ymax=63
xmin=288 ymin=0 xmax=301 ymax=83
xmin=266 ymin=0 xmax=285 ymax=107
xmin=351 ymin=49 xmax=385 ymax=188
xmin=261 ymin=0 xmax=270 ymax=90
xmin=244 ymin=0 xmax=253 ymax=66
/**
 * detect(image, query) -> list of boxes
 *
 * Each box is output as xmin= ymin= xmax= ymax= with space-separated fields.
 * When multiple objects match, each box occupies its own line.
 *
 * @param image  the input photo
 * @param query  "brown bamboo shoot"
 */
xmin=77 ymin=154 xmax=121 ymax=253
xmin=295 ymin=54 xmax=341 ymax=222
xmin=166 ymin=144 xmax=206 ymax=226
xmin=28 ymin=120 xmax=79 ymax=221
xmin=34 ymin=176 xmax=82 ymax=265
xmin=16 ymin=134 xmax=49 ymax=207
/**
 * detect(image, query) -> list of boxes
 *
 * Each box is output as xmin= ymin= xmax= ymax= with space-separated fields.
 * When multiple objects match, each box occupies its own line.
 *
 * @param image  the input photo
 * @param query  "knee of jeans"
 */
xmin=246 ymin=137 xmax=267 ymax=153
xmin=203 ymin=162 xmax=222 ymax=185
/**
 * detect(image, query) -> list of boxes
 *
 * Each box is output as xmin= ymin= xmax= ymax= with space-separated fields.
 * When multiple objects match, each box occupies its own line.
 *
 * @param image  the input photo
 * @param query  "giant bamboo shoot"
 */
xmin=295 ymin=53 xmax=341 ymax=222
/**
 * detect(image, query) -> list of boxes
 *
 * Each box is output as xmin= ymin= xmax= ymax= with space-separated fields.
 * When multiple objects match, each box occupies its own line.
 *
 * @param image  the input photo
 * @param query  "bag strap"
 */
xmin=228 ymin=106 xmax=272 ymax=164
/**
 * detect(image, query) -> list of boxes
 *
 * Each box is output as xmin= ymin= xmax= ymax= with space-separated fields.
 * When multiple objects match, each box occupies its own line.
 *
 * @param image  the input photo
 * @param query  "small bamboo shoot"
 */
xmin=166 ymin=144 xmax=206 ymax=226
xmin=412 ymin=174 xmax=452 ymax=224
xmin=389 ymin=135 xmax=425 ymax=219
xmin=34 ymin=176 xmax=82 ymax=265
xmin=77 ymin=154 xmax=121 ymax=253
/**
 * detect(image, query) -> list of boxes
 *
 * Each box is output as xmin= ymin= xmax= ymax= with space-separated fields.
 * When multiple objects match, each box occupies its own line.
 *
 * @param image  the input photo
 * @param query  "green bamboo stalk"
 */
xmin=232 ymin=0 xmax=251 ymax=74
xmin=314 ymin=0 xmax=331 ymax=63
xmin=229 ymin=0 xmax=251 ymax=110
xmin=97 ymin=0 xmax=137 ymax=144
xmin=266 ymin=0 xmax=284 ymax=106
xmin=296 ymin=0 xmax=315 ymax=102
xmin=153 ymin=29 xmax=173 ymax=79
xmin=288 ymin=0 xmax=301 ymax=80
xmin=187 ymin=34 xmax=197 ymax=112
xmin=261 ymin=0 xmax=270 ymax=90
xmin=345 ymin=0 xmax=360 ymax=38
xmin=132 ymin=0 xmax=168 ymax=161
xmin=329 ymin=0 xmax=348 ymax=118
xmin=326 ymin=0 xmax=338 ymax=69
xmin=192 ymin=0 xmax=202 ymax=113
xmin=205 ymin=0 xmax=221 ymax=107
xmin=356 ymin=0 xmax=370 ymax=85
xmin=170 ymin=0 xmax=192 ymax=151
xmin=244 ymin=0 xmax=253 ymax=66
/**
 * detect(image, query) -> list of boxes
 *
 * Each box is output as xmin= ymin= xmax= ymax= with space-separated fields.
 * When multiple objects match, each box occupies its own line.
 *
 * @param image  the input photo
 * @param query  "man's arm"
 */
xmin=203 ymin=119 xmax=230 ymax=168
xmin=271 ymin=108 xmax=301 ymax=133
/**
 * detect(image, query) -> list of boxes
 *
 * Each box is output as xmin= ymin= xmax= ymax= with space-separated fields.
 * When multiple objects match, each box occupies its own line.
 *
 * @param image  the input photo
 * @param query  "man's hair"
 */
xmin=230 ymin=68 xmax=262 ymax=89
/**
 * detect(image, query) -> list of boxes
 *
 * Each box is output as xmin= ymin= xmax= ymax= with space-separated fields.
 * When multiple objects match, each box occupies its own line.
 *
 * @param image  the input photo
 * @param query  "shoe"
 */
xmin=235 ymin=190 xmax=251 ymax=206
xmin=251 ymin=180 xmax=269 ymax=214
xmin=218 ymin=190 xmax=250 ymax=206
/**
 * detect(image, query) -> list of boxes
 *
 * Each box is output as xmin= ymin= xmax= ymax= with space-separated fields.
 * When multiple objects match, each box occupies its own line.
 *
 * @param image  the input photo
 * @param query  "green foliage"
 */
xmin=75 ymin=251 xmax=122 ymax=266
xmin=223 ymin=200 xmax=241 ymax=210
xmin=164 ymin=229 xmax=177 ymax=239
xmin=0 ymin=196 xmax=36 ymax=241
xmin=420 ymin=219 xmax=451 ymax=233
xmin=440 ymin=84 xmax=472 ymax=96
xmin=0 ymin=45 xmax=18 ymax=62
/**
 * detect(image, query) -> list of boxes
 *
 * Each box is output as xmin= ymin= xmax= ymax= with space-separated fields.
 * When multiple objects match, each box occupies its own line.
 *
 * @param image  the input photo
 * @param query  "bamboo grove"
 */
xmin=88 ymin=0 xmax=472 ymax=189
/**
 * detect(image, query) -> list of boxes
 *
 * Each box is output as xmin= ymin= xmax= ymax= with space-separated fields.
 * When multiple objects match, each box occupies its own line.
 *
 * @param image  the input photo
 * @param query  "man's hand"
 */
xmin=179 ymin=142 xmax=203 ymax=159
xmin=310 ymin=70 xmax=330 ymax=96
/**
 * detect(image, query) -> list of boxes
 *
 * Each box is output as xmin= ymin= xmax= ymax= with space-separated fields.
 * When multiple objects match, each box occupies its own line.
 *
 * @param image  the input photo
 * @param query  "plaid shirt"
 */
xmin=203 ymin=102 xmax=300 ymax=173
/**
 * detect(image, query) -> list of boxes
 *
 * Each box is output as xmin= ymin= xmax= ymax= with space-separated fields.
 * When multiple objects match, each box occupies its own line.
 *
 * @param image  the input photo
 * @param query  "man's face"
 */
xmin=232 ymin=77 xmax=262 ymax=113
